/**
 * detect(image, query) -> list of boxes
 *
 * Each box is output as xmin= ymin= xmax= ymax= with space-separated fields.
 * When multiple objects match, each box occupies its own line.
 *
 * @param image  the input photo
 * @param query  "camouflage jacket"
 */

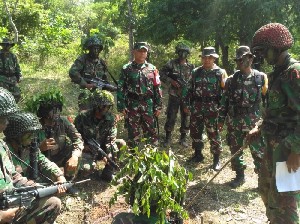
xmin=74 ymin=110 xmax=117 ymax=152
xmin=117 ymin=61 xmax=162 ymax=112
xmin=69 ymin=54 xmax=108 ymax=88
xmin=219 ymin=69 xmax=267 ymax=124
xmin=38 ymin=116 xmax=84 ymax=158
xmin=182 ymin=64 xmax=227 ymax=112
xmin=6 ymin=142 xmax=63 ymax=182
xmin=0 ymin=50 xmax=21 ymax=83
xmin=261 ymin=56 xmax=300 ymax=154
xmin=160 ymin=58 xmax=194 ymax=97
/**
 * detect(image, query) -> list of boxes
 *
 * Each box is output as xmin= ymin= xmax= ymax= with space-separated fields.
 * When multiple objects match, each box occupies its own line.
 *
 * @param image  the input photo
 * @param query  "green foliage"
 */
xmin=24 ymin=88 xmax=64 ymax=114
xmin=110 ymin=145 xmax=192 ymax=224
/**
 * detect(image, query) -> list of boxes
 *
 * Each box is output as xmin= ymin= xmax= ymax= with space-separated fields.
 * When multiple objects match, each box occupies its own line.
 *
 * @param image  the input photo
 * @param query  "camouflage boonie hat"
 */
xmin=133 ymin=42 xmax=149 ymax=51
xmin=91 ymin=90 xmax=114 ymax=107
xmin=252 ymin=23 xmax=293 ymax=51
xmin=0 ymin=87 xmax=18 ymax=117
xmin=0 ymin=37 xmax=15 ymax=47
xmin=235 ymin=46 xmax=254 ymax=60
xmin=83 ymin=36 xmax=103 ymax=50
xmin=201 ymin=47 xmax=219 ymax=58
xmin=4 ymin=112 xmax=42 ymax=138
xmin=175 ymin=43 xmax=190 ymax=54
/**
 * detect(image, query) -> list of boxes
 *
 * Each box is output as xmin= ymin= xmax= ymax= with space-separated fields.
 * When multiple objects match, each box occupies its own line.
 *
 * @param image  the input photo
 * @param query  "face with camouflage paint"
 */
xmin=95 ymin=105 xmax=111 ymax=119
xmin=235 ymin=55 xmax=253 ymax=71
xmin=88 ymin=45 xmax=102 ymax=59
xmin=20 ymin=132 xmax=34 ymax=147
xmin=178 ymin=50 xmax=189 ymax=60
xmin=263 ymin=48 xmax=280 ymax=65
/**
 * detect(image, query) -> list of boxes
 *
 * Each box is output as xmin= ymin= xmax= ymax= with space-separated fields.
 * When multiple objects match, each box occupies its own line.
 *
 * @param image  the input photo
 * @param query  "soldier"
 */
xmin=219 ymin=46 xmax=267 ymax=188
xmin=74 ymin=90 xmax=125 ymax=182
xmin=0 ymin=37 xmax=22 ymax=103
xmin=160 ymin=43 xmax=194 ymax=147
xmin=69 ymin=35 xmax=110 ymax=110
xmin=0 ymin=88 xmax=62 ymax=223
xmin=182 ymin=47 xmax=227 ymax=171
xmin=117 ymin=42 xmax=162 ymax=147
xmin=25 ymin=90 xmax=84 ymax=194
xmin=249 ymin=23 xmax=300 ymax=223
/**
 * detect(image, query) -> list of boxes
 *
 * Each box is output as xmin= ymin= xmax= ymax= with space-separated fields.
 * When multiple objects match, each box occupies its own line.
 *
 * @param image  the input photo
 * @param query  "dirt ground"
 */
xmin=56 ymin=99 xmax=268 ymax=224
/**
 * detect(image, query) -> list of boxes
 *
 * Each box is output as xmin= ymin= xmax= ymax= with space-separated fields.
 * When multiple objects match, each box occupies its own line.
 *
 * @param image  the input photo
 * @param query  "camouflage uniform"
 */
xmin=252 ymin=23 xmax=300 ymax=224
xmin=160 ymin=43 xmax=194 ymax=146
xmin=117 ymin=42 xmax=162 ymax=147
xmin=38 ymin=116 xmax=84 ymax=178
xmin=0 ymin=38 xmax=21 ymax=103
xmin=69 ymin=36 xmax=109 ymax=110
xmin=0 ymin=89 xmax=61 ymax=223
xmin=183 ymin=47 xmax=227 ymax=169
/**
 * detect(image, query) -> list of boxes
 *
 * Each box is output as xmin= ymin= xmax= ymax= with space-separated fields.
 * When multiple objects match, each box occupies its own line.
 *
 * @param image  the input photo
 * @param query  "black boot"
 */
xmin=190 ymin=150 xmax=204 ymax=163
xmin=229 ymin=170 xmax=245 ymax=188
xmin=212 ymin=154 xmax=221 ymax=171
xmin=179 ymin=133 xmax=188 ymax=147
xmin=163 ymin=131 xmax=172 ymax=147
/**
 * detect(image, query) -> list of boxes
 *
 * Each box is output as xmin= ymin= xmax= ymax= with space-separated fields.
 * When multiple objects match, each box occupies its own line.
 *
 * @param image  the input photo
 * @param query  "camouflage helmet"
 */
xmin=252 ymin=23 xmax=293 ymax=51
xmin=175 ymin=43 xmax=190 ymax=54
xmin=4 ymin=112 xmax=42 ymax=139
xmin=0 ymin=87 xmax=18 ymax=117
xmin=83 ymin=36 xmax=103 ymax=50
xmin=91 ymin=90 xmax=114 ymax=108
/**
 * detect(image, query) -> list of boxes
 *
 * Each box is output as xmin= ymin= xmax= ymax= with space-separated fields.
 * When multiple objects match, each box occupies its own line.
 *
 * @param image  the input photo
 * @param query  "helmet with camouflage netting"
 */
xmin=175 ymin=43 xmax=190 ymax=54
xmin=0 ymin=87 xmax=18 ymax=117
xmin=83 ymin=36 xmax=104 ymax=51
xmin=91 ymin=90 xmax=114 ymax=108
xmin=4 ymin=112 xmax=42 ymax=139
xmin=252 ymin=23 xmax=293 ymax=51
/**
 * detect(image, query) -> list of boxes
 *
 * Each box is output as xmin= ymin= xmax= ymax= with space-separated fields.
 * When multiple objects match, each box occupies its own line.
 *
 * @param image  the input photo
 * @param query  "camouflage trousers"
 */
xmin=126 ymin=107 xmax=158 ymax=148
xmin=164 ymin=95 xmax=190 ymax=133
xmin=226 ymin=114 xmax=264 ymax=172
xmin=259 ymin=127 xmax=300 ymax=224
xmin=14 ymin=196 xmax=61 ymax=224
xmin=190 ymin=105 xmax=222 ymax=154
xmin=0 ymin=78 xmax=21 ymax=103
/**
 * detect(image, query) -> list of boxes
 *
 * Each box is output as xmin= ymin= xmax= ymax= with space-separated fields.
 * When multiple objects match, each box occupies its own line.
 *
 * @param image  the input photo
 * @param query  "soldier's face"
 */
xmin=263 ymin=48 xmax=279 ymax=65
xmin=133 ymin=49 xmax=148 ymax=64
xmin=178 ymin=50 xmax=189 ymax=60
xmin=20 ymin=132 xmax=34 ymax=147
xmin=47 ymin=108 xmax=60 ymax=122
xmin=201 ymin=56 xmax=215 ymax=70
xmin=235 ymin=55 xmax=253 ymax=70
xmin=0 ymin=117 xmax=8 ymax=132
xmin=89 ymin=45 xmax=102 ymax=59
xmin=1 ymin=44 xmax=11 ymax=52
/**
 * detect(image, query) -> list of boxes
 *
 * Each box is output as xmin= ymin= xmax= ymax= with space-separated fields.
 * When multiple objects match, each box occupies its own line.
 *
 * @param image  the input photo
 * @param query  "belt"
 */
xmin=192 ymin=96 xmax=220 ymax=102
xmin=127 ymin=92 xmax=151 ymax=101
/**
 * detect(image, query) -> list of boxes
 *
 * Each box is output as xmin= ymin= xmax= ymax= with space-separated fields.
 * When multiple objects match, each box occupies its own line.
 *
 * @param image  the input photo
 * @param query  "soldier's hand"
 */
xmin=171 ymin=80 xmax=180 ymax=88
xmin=86 ymin=83 xmax=96 ymax=90
xmin=56 ymin=176 xmax=67 ymax=195
xmin=183 ymin=107 xmax=190 ymax=114
xmin=121 ymin=110 xmax=127 ymax=116
xmin=0 ymin=207 xmax=20 ymax=223
xmin=66 ymin=156 xmax=79 ymax=171
xmin=246 ymin=126 xmax=261 ymax=144
xmin=218 ymin=122 xmax=224 ymax=132
xmin=286 ymin=152 xmax=300 ymax=173
xmin=103 ymin=153 xmax=112 ymax=165
xmin=154 ymin=110 xmax=161 ymax=117
xmin=40 ymin=138 xmax=57 ymax=152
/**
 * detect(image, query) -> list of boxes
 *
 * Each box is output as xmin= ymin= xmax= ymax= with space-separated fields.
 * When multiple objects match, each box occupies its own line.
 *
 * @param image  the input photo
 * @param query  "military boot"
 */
xmin=212 ymin=154 xmax=221 ymax=171
xmin=179 ymin=133 xmax=188 ymax=147
xmin=190 ymin=149 xmax=204 ymax=163
xmin=229 ymin=170 xmax=245 ymax=188
xmin=163 ymin=131 xmax=172 ymax=147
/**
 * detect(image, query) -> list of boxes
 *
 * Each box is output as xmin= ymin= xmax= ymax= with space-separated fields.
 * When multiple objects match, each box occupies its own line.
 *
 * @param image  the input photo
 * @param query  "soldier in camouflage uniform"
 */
xmin=182 ymin=47 xmax=227 ymax=171
xmin=0 ymin=38 xmax=22 ymax=103
xmin=69 ymin=35 xmax=110 ymax=110
xmin=219 ymin=46 xmax=267 ymax=188
xmin=74 ymin=90 xmax=125 ymax=182
xmin=0 ymin=88 xmax=62 ymax=223
xmin=160 ymin=43 xmax=194 ymax=147
xmin=117 ymin=42 xmax=162 ymax=147
xmin=249 ymin=23 xmax=300 ymax=223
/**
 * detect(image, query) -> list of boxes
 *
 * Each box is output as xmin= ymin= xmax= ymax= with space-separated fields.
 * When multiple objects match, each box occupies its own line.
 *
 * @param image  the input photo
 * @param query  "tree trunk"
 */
xmin=3 ymin=0 xmax=19 ymax=43
xmin=126 ymin=0 xmax=134 ymax=61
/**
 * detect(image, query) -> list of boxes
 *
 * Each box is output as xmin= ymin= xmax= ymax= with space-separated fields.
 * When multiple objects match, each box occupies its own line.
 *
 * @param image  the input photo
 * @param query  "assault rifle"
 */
xmin=0 ymin=179 xmax=90 ymax=210
xmin=87 ymin=138 xmax=119 ymax=170
xmin=166 ymin=71 xmax=187 ymax=88
xmin=85 ymin=77 xmax=117 ymax=92
xmin=44 ymin=126 xmax=54 ymax=159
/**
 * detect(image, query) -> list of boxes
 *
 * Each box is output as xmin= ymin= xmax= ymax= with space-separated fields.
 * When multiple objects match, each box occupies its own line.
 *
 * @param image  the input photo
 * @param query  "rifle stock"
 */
xmin=85 ymin=77 xmax=117 ymax=92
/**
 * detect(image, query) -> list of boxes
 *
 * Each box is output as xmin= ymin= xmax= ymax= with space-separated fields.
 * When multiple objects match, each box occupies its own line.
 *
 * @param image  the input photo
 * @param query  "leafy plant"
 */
xmin=110 ymin=144 xmax=192 ymax=224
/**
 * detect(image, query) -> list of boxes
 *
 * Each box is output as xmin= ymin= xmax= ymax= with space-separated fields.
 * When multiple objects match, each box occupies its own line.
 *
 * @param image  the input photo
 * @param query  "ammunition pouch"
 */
xmin=127 ymin=92 xmax=152 ymax=101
